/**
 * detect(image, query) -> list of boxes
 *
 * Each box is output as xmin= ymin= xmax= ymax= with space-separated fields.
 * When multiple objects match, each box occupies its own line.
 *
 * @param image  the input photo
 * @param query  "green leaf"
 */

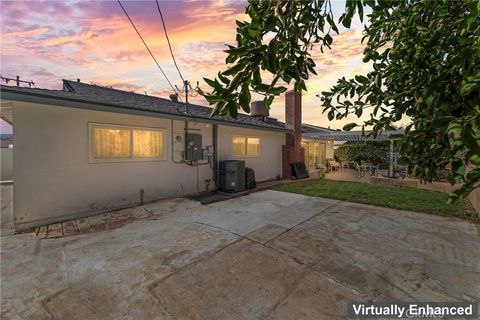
xmin=222 ymin=63 xmax=244 ymax=76
xmin=343 ymin=123 xmax=358 ymax=131
xmin=355 ymin=75 xmax=369 ymax=84
xmin=218 ymin=72 xmax=231 ymax=85
xmin=267 ymin=86 xmax=287 ymax=95
xmin=327 ymin=110 xmax=335 ymax=121
xmin=224 ymin=46 xmax=248 ymax=55
xmin=203 ymin=78 xmax=216 ymax=89
xmin=239 ymin=84 xmax=251 ymax=111
xmin=263 ymin=95 xmax=274 ymax=109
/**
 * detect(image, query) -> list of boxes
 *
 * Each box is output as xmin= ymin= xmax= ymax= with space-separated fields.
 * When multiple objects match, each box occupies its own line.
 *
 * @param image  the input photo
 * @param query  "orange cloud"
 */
xmin=1 ymin=0 xmax=388 ymax=130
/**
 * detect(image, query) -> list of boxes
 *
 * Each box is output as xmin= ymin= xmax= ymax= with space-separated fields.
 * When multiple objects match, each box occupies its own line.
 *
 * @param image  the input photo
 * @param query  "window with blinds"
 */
xmin=90 ymin=124 xmax=165 ymax=161
xmin=93 ymin=127 xmax=131 ymax=159
xmin=232 ymin=135 xmax=261 ymax=157
xmin=133 ymin=129 xmax=164 ymax=158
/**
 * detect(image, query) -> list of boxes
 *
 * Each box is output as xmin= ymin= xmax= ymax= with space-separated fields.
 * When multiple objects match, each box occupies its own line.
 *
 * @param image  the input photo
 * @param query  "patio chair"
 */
xmin=328 ymin=160 xmax=341 ymax=171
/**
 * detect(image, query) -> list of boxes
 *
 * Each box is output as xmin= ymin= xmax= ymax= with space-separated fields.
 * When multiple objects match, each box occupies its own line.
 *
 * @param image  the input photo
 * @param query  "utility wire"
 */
xmin=117 ymin=0 xmax=182 ymax=101
xmin=155 ymin=0 xmax=185 ymax=83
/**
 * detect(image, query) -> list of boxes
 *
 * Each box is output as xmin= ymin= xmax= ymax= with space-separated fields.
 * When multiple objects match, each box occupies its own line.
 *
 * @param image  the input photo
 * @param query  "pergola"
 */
xmin=303 ymin=128 xmax=405 ymax=177
xmin=302 ymin=129 xmax=405 ymax=142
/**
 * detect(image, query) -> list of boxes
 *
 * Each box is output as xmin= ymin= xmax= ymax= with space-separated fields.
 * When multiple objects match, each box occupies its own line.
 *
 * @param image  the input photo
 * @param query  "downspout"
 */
xmin=212 ymin=124 xmax=218 ymax=190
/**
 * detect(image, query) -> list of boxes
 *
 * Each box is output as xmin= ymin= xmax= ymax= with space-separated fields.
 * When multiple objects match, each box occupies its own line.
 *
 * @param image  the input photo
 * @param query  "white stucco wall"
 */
xmin=217 ymin=125 xmax=285 ymax=181
xmin=11 ymin=101 xmax=286 ymax=229
xmin=13 ymin=101 xmax=218 ymax=229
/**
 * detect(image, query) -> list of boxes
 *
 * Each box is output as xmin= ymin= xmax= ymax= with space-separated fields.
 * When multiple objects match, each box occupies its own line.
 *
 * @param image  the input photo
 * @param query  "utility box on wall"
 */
xmin=185 ymin=133 xmax=203 ymax=161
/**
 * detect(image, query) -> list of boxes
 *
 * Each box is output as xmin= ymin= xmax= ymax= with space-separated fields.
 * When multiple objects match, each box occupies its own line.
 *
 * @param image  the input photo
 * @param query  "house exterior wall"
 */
xmin=217 ymin=125 xmax=285 ymax=182
xmin=13 ymin=101 xmax=216 ymax=230
xmin=1 ymin=147 xmax=13 ymax=181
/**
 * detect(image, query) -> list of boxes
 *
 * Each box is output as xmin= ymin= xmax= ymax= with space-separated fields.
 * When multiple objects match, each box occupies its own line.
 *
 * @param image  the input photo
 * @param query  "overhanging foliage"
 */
xmin=199 ymin=0 xmax=480 ymax=201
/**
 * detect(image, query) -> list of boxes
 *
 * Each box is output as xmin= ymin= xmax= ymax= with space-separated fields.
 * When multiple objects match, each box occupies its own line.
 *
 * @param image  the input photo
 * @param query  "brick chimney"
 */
xmin=282 ymin=90 xmax=305 ymax=178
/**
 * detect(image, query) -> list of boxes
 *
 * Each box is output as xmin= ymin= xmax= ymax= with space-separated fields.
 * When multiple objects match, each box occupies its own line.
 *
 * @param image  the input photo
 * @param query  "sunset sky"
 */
xmin=0 ymin=0 xmax=377 ymax=134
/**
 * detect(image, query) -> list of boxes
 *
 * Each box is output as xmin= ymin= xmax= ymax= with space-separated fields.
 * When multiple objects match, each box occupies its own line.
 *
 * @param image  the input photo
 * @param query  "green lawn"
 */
xmin=274 ymin=179 xmax=477 ymax=222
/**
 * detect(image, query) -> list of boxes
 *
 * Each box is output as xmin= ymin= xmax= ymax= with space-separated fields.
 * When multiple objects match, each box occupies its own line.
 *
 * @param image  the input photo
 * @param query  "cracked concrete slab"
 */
xmin=246 ymin=224 xmax=288 ymax=244
xmin=1 ymin=190 xmax=479 ymax=319
xmin=1 ymin=218 xmax=237 ymax=319
xmin=169 ymin=190 xmax=339 ymax=236
xmin=268 ymin=199 xmax=480 ymax=302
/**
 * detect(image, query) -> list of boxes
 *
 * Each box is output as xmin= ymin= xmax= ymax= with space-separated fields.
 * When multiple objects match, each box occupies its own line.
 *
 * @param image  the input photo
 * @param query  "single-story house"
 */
xmin=1 ymin=80 xmax=335 ymax=230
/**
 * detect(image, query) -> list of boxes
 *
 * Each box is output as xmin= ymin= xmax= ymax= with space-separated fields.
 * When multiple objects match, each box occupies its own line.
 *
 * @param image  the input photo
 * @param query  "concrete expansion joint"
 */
xmin=186 ymin=218 xmax=370 ymax=318
xmin=264 ymin=200 xmax=341 ymax=246
xmin=186 ymin=215 xmax=365 ymax=298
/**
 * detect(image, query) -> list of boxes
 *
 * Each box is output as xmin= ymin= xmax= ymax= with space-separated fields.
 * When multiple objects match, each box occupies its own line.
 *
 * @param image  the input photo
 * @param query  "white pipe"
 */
xmin=171 ymin=119 xmax=184 ymax=164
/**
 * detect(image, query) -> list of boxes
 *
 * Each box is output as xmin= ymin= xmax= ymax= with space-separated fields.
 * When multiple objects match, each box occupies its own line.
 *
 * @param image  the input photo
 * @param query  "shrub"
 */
xmin=334 ymin=141 xmax=390 ymax=162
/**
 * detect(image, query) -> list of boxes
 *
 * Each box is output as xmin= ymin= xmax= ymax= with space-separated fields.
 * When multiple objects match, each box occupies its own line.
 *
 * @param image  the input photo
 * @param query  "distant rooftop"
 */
xmin=301 ymin=123 xmax=338 ymax=134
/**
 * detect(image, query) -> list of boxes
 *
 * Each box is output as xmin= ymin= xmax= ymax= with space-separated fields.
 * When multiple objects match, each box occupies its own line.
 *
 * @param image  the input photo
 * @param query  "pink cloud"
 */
xmin=1 ymin=0 xmax=375 ymax=129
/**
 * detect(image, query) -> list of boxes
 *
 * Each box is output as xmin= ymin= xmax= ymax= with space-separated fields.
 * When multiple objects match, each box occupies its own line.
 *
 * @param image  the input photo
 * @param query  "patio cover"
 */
xmin=303 ymin=129 xmax=405 ymax=141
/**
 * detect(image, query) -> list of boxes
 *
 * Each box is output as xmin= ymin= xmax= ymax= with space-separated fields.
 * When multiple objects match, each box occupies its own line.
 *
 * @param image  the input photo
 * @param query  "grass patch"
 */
xmin=274 ymin=179 xmax=477 ymax=222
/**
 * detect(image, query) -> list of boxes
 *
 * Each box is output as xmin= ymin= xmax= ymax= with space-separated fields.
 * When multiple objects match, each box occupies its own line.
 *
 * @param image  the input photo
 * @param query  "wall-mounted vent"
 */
xmin=251 ymin=101 xmax=269 ymax=118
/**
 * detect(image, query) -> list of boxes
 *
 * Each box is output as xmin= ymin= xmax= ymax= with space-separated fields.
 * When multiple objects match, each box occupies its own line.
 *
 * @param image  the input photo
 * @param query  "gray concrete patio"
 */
xmin=1 ymin=189 xmax=479 ymax=319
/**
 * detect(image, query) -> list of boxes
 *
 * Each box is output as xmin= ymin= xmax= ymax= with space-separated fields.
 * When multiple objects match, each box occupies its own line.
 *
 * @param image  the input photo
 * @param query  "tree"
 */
xmin=199 ymin=0 xmax=480 ymax=200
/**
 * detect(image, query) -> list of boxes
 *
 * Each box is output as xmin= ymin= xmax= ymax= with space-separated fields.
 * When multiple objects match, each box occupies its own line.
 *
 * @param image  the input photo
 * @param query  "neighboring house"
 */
xmin=1 ymin=80 xmax=313 ymax=230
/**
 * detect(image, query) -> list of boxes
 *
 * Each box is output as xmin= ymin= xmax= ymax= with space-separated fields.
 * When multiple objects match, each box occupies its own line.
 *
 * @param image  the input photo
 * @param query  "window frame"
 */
xmin=231 ymin=134 xmax=261 ymax=158
xmin=88 ymin=122 xmax=167 ymax=163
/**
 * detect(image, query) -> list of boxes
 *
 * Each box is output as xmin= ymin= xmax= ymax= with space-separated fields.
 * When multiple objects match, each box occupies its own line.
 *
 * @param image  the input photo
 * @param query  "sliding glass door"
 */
xmin=302 ymin=140 xmax=327 ymax=171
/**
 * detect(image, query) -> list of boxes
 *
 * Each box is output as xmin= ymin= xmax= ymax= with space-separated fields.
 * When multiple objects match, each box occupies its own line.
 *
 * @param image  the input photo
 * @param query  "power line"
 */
xmin=117 ymin=0 xmax=181 ymax=101
xmin=155 ymin=0 xmax=185 ymax=83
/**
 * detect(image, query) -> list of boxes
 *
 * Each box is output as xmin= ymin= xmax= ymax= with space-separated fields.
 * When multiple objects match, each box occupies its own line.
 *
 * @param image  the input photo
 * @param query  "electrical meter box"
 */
xmin=185 ymin=133 xmax=203 ymax=161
